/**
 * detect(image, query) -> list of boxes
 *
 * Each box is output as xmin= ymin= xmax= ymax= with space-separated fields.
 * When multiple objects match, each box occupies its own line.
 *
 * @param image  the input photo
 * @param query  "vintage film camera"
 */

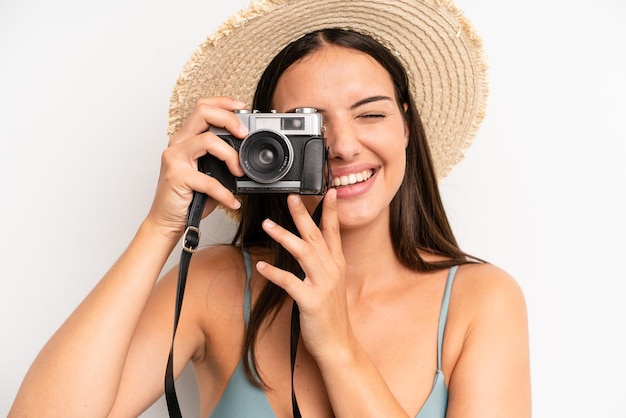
xmin=199 ymin=108 xmax=329 ymax=195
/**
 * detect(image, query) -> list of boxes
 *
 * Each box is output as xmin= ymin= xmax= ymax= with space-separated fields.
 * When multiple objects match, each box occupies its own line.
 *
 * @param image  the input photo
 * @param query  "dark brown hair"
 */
xmin=232 ymin=28 xmax=477 ymax=386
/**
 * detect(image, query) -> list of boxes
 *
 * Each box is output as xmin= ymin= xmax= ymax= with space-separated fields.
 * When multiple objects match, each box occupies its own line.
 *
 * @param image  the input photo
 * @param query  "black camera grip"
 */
xmin=198 ymin=154 xmax=237 ymax=192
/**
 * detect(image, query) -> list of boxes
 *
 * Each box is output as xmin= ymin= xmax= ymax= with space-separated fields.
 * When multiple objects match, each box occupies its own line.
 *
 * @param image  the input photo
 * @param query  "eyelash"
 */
xmin=361 ymin=113 xmax=386 ymax=119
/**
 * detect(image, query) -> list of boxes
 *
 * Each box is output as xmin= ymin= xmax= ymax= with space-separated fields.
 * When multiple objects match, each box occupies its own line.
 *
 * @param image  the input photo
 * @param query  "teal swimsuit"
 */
xmin=210 ymin=250 xmax=457 ymax=417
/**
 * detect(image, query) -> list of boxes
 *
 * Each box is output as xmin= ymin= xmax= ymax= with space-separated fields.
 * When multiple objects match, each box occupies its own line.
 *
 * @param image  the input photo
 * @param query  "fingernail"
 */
xmin=256 ymin=261 xmax=267 ymax=271
xmin=263 ymin=218 xmax=276 ymax=229
xmin=232 ymin=198 xmax=241 ymax=209
xmin=238 ymin=124 xmax=249 ymax=136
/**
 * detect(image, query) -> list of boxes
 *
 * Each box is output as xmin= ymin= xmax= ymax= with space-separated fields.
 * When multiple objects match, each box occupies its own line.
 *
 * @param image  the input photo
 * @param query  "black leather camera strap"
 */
xmin=165 ymin=191 xmax=323 ymax=418
xmin=165 ymin=190 xmax=207 ymax=418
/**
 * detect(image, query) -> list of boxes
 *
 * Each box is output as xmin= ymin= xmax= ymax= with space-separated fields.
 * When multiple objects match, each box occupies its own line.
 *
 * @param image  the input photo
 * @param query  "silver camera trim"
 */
xmin=210 ymin=109 xmax=324 ymax=137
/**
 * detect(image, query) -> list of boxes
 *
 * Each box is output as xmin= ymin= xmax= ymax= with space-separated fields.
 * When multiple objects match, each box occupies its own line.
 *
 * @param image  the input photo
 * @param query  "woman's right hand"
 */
xmin=146 ymin=96 xmax=248 ymax=239
xmin=8 ymin=98 xmax=252 ymax=418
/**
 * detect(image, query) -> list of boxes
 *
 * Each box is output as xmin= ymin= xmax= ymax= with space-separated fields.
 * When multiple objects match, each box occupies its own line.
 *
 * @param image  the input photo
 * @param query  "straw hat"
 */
xmin=168 ymin=0 xmax=488 ymax=179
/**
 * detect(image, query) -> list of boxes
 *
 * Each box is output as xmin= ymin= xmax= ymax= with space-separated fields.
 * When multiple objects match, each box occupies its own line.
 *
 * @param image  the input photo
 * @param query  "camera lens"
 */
xmin=258 ymin=148 xmax=275 ymax=165
xmin=239 ymin=130 xmax=293 ymax=183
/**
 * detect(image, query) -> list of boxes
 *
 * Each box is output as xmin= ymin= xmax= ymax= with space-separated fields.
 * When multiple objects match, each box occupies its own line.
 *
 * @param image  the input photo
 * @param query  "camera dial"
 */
xmin=294 ymin=107 xmax=318 ymax=113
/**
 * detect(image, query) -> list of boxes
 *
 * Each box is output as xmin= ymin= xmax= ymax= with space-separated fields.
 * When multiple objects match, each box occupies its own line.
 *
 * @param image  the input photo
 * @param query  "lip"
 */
xmin=329 ymin=165 xmax=378 ymax=199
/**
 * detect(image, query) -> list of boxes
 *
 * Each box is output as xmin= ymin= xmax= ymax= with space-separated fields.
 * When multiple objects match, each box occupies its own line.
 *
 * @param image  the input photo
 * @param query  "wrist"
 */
xmin=137 ymin=216 xmax=184 ymax=251
xmin=314 ymin=335 xmax=361 ymax=372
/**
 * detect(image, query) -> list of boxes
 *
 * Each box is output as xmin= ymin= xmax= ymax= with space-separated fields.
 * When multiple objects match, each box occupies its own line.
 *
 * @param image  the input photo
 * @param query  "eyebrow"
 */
xmin=283 ymin=95 xmax=393 ymax=113
xmin=350 ymin=95 xmax=393 ymax=110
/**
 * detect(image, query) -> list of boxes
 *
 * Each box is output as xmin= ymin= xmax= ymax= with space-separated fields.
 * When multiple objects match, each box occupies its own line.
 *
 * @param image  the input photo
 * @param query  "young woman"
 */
xmin=10 ymin=1 xmax=531 ymax=417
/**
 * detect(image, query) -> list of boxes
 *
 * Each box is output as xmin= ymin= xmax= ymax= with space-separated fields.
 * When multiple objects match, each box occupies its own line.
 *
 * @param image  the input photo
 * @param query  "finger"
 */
xmin=170 ymin=97 xmax=248 ymax=145
xmin=320 ymin=189 xmax=343 ymax=263
xmin=261 ymin=217 xmax=317 ymax=268
xmin=263 ymin=195 xmax=332 ymax=268
xmin=160 ymin=144 xmax=241 ymax=211
xmin=179 ymin=97 xmax=247 ymax=140
xmin=186 ymin=168 xmax=242 ymax=211
xmin=163 ymin=131 xmax=244 ymax=179
xmin=256 ymin=260 xmax=305 ymax=300
xmin=286 ymin=194 xmax=327 ymax=250
xmin=192 ymin=131 xmax=245 ymax=177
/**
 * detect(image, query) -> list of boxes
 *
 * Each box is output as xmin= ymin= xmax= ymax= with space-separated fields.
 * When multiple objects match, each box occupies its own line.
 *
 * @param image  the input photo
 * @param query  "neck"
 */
xmin=339 ymin=217 xmax=408 ymax=301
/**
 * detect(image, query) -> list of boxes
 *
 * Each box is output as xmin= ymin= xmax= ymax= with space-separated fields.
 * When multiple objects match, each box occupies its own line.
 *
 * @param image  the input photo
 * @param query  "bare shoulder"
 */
xmin=444 ymin=262 xmax=529 ymax=352
xmin=444 ymin=262 xmax=531 ymax=417
xmin=153 ymin=245 xmax=247 ymax=352
xmin=187 ymin=244 xmax=246 ymax=287
xmin=147 ymin=244 xmax=247 ymax=315
xmin=181 ymin=244 xmax=247 ymax=320
xmin=442 ymin=262 xmax=529 ymax=382
xmin=451 ymin=262 xmax=527 ymax=319
xmin=154 ymin=244 xmax=249 ymax=378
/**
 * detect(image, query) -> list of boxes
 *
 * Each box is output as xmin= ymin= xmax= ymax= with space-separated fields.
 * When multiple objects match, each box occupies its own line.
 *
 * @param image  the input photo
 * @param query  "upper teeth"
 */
xmin=332 ymin=169 xmax=373 ymax=187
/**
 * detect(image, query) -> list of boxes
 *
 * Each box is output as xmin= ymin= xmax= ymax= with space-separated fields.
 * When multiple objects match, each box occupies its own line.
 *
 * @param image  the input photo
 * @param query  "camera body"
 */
xmin=199 ymin=108 xmax=329 ymax=195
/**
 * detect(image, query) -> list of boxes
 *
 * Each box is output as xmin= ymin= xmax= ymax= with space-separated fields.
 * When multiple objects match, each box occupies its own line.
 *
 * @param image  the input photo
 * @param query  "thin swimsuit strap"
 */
xmin=416 ymin=264 xmax=458 ymax=418
xmin=437 ymin=265 xmax=458 ymax=370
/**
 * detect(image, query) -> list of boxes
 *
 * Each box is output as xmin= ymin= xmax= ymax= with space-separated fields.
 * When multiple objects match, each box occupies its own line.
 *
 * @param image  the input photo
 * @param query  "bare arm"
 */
xmin=9 ymin=220 xmax=178 ymax=417
xmin=9 ymin=97 xmax=248 ymax=417
xmin=446 ymin=264 xmax=532 ymax=418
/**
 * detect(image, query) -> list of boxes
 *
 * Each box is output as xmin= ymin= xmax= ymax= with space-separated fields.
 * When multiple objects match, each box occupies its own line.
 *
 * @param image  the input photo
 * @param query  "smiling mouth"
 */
xmin=331 ymin=169 xmax=374 ymax=188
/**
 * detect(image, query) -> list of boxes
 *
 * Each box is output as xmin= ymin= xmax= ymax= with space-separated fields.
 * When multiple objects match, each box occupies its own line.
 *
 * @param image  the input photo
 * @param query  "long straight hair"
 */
xmin=232 ymin=28 xmax=477 ymax=386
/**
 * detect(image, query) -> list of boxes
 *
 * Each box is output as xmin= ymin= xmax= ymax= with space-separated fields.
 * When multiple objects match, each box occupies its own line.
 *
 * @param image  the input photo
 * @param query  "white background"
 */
xmin=1 ymin=0 xmax=625 ymax=416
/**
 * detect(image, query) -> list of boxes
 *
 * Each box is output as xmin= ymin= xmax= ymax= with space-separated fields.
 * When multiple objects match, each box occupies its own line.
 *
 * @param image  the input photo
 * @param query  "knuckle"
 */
xmin=337 ymin=257 xmax=346 ymax=273
xmin=279 ymin=269 xmax=294 ymax=284
xmin=190 ymin=102 xmax=212 ymax=122
xmin=323 ymin=220 xmax=340 ymax=234
xmin=193 ymin=98 xmax=211 ymax=113
xmin=299 ymin=242 xmax=317 ymax=259
xmin=193 ymin=97 xmax=237 ymax=116
xmin=292 ymin=204 xmax=309 ymax=217
xmin=306 ymin=228 xmax=324 ymax=243
xmin=160 ymin=146 xmax=177 ymax=166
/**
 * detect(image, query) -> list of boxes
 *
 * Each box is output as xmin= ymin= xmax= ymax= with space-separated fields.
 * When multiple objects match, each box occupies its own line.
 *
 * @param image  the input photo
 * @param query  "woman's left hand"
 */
xmin=256 ymin=189 xmax=355 ymax=361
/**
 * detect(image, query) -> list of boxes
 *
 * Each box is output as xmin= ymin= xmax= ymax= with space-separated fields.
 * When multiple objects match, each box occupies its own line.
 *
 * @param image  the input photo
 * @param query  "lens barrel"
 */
xmin=239 ymin=130 xmax=294 ymax=183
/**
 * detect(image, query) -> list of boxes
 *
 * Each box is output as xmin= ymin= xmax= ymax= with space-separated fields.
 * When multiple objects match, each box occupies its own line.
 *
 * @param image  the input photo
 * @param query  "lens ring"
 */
xmin=239 ymin=130 xmax=294 ymax=183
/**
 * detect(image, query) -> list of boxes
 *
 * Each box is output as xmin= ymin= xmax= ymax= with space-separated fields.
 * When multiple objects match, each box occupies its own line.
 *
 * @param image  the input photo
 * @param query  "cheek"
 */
xmin=394 ymin=150 xmax=408 ymax=181
xmin=381 ymin=128 xmax=409 ymax=164
xmin=387 ymin=137 xmax=408 ymax=184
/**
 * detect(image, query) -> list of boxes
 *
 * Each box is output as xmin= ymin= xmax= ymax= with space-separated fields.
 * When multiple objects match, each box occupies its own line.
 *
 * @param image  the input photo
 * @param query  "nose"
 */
xmin=325 ymin=120 xmax=361 ymax=161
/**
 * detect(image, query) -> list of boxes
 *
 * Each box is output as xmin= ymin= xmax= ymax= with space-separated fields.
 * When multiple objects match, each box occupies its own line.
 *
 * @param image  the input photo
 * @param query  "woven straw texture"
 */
xmin=168 ymin=0 xmax=488 ymax=179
